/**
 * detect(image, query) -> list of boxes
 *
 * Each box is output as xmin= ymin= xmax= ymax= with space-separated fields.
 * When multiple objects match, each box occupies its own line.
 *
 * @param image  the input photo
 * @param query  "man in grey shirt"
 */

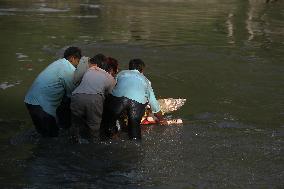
xmin=70 ymin=55 xmax=118 ymax=141
xmin=73 ymin=54 xmax=106 ymax=86
xmin=73 ymin=56 xmax=89 ymax=86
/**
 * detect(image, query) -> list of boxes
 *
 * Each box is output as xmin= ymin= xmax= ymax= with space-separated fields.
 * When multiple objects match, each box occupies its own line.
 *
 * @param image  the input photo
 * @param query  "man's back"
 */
xmin=24 ymin=58 xmax=76 ymax=117
xmin=112 ymin=70 xmax=149 ymax=103
xmin=72 ymin=66 xmax=115 ymax=96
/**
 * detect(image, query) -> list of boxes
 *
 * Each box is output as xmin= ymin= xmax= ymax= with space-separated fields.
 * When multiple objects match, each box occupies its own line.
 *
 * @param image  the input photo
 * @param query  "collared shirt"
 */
xmin=24 ymin=58 xmax=76 ymax=117
xmin=73 ymin=56 xmax=90 ymax=86
xmin=112 ymin=69 xmax=161 ymax=113
xmin=72 ymin=66 xmax=116 ymax=97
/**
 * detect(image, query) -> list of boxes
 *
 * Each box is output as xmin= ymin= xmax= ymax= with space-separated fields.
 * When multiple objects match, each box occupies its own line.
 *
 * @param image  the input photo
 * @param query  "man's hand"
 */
xmin=154 ymin=111 xmax=167 ymax=125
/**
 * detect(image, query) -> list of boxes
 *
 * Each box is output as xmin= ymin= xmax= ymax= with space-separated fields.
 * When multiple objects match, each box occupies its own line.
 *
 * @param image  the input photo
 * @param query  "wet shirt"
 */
xmin=24 ymin=58 xmax=76 ymax=117
xmin=112 ymin=69 xmax=161 ymax=113
xmin=72 ymin=67 xmax=116 ymax=97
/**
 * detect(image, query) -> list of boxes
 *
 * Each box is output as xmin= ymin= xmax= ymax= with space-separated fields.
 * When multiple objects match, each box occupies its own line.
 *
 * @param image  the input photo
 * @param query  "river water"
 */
xmin=0 ymin=0 xmax=283 ymax=188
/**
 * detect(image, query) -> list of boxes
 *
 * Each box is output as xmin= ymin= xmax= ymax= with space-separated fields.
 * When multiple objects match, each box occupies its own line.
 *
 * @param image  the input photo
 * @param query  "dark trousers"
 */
xmin=25 ymin=97 xmax=71 ymax=137
xmin=70 ymin=93 xmax=104 ymax=141
xmin=25 ymin=103 xmax=59 ymax=137
xmin=56 ymin=96 xmax=71 ymax=129
xmin=100 ymin=95 xmax=146 ymax=140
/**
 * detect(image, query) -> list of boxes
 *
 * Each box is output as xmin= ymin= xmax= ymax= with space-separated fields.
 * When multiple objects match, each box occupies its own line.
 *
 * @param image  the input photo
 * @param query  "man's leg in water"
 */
xmin=127 ymin=100 xmax=146 ymax=140
xmin=25 ymin=103 xmax=58 ymax=137
xmin=100 ymin=95 xmax=127 ymax=140
xmin=56 ymin=96 xmax=71 ymax=129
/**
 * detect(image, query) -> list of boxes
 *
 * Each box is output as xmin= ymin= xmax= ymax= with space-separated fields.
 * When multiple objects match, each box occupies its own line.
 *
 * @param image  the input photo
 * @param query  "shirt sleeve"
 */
xmin=148 ymin=84 xmax=161 ymax=113
xmin=61 ymin=70 xmax=76 ymax=98
xmin=73 ymin=56 xmax=89 ymax=86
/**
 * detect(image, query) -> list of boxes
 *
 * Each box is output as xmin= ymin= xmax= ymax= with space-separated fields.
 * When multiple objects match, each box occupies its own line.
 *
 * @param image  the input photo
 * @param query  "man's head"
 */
xmin=63 ymin=46 xmax=82 ymax=67
xmin=106 ymin=57 xmax=119 ymax=77
xmin=89 ymin=53 xmax=106 ymax=67
xmin=129 ymin=59 xmax=145 ymax=73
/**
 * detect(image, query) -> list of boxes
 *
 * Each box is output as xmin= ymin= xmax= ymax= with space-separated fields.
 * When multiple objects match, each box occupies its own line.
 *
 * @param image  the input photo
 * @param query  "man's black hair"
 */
xmin=63 ymin=46 xmax=82 ymax=59
xmin=106 ymin=57 xmax=118 ymax=74
xmin=90 ymin=53 xmax=107 ymax=70
xmin=129 ymin=59 xmax=145 ymax=72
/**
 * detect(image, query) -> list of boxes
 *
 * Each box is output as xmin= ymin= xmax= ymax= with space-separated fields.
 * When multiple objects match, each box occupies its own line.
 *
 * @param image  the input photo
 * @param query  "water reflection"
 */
xmin=247 ymin=0 xmax=266 ymax=41
xmin=226 ymin=13 xmax=235 ymax=44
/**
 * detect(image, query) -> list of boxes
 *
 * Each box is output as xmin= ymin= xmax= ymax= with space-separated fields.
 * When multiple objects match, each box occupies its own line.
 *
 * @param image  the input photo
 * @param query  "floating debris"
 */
xmin=37 ymin=7 xmax=69 ymax=13
xmin=0 ymin=81 xmax=21 ymax=90
xmin=80 ymin=4 xmax=101 ymax=9
xmin=16 ymin=53 xmax=28 ymax=59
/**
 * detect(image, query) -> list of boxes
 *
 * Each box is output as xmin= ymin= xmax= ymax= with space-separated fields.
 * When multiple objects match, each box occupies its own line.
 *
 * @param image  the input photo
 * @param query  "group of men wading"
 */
xmin=24 ymin=46 xmax=164 ymax=141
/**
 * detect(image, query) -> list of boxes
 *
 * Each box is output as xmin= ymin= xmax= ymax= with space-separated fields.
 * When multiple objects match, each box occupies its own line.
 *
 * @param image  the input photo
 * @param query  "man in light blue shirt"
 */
xmin=24 ymin=47 xmax=82 ymax=137
xmin=100 ymin=59 xmax=164 ymax=140
xmin=112 ymin=70 xmax=161 ymax=113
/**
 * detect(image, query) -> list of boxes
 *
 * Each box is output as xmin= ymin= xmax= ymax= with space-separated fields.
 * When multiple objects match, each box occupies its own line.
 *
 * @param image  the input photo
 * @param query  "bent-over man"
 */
xmin=24 ymin=46 xmax=82 ymax=137
xmin=100 ymin=58 xmax=164 ymax=140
